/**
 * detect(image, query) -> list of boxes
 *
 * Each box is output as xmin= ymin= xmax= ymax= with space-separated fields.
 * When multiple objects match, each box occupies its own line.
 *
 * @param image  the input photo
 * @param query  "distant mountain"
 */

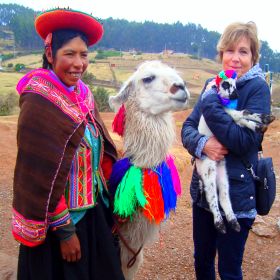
xmin=0 ymin=3 xmax=279 ymax=72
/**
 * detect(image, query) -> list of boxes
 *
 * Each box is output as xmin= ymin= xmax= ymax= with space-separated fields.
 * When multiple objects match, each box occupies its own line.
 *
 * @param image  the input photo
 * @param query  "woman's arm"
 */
xmin=48 ymin=196 xmax=81 ymax=262
xmin=181 ymin=78 xmax=227 ymax=160
xmin=181 ymin=96 xmax=204 ymax=157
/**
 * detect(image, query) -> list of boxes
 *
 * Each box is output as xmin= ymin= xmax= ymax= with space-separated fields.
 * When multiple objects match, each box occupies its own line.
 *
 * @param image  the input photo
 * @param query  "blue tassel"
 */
xmin=157 ymin=162 xmax=177 ymax=217
xmin=109 ymin=158 xmax=132 ymax=196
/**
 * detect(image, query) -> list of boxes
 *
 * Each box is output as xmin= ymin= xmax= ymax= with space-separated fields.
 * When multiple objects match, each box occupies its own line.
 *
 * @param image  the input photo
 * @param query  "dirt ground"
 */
xmin=0 ymin=111 xmax=279 ymax=280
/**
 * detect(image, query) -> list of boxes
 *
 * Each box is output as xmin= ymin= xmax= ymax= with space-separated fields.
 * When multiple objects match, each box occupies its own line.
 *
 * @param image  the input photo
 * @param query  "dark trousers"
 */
xmin=192 ymin=203 xmax=254 ymax=280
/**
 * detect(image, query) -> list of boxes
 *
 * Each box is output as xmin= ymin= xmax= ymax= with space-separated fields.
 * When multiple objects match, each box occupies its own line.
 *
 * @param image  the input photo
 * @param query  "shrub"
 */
xmin=0 ymin=91 xmax=19 ymax=116
xmin=189 ymin=55 xmax=201 ymax=60
xmin=7 ymin=63 xmax=13 ymax=68
xmin=2 ymin=53 xmax=14 ymax=61
xmin=92 ymin=87 xmax=111 ymax=112
xmin=95 ymin=52 xmax=107 ymax=60
xmin=15 ymin=63 xmax=25 ymax=72
xmin=95 ymin=50 xmax=122 ymax=60
xmin=82 ymin=71 xmax=96 ymax=85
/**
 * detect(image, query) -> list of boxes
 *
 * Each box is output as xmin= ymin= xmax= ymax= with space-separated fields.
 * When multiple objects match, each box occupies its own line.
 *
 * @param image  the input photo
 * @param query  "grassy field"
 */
xmin=0 ymin=72 xmax=24 ymax=96
xmin=1 ymin=51 xmax=279 ymax=108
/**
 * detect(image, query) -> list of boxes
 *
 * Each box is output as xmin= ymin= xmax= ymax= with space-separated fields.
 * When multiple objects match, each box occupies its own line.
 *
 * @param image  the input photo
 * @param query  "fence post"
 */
xmin=265 ymin=64 xmax=273 ymax=95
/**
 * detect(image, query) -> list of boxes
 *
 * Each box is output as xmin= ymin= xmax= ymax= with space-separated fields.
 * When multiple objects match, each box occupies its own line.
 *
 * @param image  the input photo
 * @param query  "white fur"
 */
xmin=109 ymin=60 xmax=189 ymax=279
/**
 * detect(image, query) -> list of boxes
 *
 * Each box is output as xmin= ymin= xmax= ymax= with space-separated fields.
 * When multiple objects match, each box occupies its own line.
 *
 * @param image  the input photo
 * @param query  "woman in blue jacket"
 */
xmin=181 ymin=22 xmax=271 ymax=280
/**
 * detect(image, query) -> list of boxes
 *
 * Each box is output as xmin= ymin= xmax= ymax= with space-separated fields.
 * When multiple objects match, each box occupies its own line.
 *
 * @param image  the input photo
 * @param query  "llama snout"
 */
xmin=170 ymin=83 xmax=190 ymax=103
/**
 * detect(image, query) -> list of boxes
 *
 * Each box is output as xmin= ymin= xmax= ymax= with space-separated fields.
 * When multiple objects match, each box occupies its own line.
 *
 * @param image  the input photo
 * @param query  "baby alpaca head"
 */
xmin=216 ymin=70 xmax=238 ymax=100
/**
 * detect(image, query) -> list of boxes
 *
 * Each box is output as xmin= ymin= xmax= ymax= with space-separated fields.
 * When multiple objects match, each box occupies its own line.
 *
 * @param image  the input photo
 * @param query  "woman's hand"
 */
xmin=60 ymin=233 xmax=81 ymax=262
xmin=203 ymin=136 xmax=228 ymax=161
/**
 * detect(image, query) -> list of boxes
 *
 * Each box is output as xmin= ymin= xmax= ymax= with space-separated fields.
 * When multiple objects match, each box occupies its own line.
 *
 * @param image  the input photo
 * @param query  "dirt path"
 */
xmin=0 ymin=112 xmax=279 ymax=280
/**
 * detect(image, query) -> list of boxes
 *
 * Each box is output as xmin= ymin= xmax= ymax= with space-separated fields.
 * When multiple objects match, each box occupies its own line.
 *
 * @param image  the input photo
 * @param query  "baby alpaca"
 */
xmin=109 ymin=60 xmax=189 ymax=280
xmin=196 ymin=70 xmax=275 ymax=233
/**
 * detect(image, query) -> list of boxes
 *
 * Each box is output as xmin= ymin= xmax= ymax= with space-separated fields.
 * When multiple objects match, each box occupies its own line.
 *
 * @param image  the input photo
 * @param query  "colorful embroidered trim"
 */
xmin=65 ymin=124 xmax=103 ymax=210
xmin=48 ymin=195 xmax=72 ymax=230
xmin=110 ymin=155 xmax=181 ymax=224
xmin=16 ymin=68 xmax=94 ymax=123
xmin=12 ymin=209 xmax=46 ymax=247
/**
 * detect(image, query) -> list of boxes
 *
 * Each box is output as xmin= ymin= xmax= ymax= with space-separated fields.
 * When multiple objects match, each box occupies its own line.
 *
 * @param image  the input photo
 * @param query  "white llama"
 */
xmin=196 ymin=70 xmax=275 ymax=234
xmin=109 ymin=60 xmax=190 ymax=280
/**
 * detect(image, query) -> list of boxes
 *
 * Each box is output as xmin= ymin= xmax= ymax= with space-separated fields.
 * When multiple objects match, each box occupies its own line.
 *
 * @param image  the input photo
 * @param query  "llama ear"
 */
xmin=109 ymin=80 xmax=134 ymax=112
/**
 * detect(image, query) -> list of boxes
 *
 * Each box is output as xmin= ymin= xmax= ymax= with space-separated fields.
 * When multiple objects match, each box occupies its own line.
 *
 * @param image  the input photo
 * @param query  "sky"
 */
xmin=1 ymin=0 xmax=279 ymax=52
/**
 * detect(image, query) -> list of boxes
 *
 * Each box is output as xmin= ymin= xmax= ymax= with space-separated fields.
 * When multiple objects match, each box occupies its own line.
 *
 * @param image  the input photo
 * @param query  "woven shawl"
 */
xmin=12 ymin=69 xmax=117 ymax=246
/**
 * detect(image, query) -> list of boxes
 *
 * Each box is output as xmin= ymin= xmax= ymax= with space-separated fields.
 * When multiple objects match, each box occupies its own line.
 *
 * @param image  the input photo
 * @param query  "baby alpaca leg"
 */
xmin=237 ymin=118 xmax=268 ymax=133
xmin=196 ymin=158 xmax=226 ymax=234
xmin=225 ymin=109 xmax=275 ymax=132
xmin=242 ymin=110 xmax=275 ymax=125
xmin=216 ymin=160 xmax=240 ymax=232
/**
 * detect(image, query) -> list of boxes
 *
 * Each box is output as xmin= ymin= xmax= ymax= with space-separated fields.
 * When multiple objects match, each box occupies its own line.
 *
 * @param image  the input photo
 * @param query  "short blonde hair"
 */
xmin=217 ymin=21 xmax=261 ymax=65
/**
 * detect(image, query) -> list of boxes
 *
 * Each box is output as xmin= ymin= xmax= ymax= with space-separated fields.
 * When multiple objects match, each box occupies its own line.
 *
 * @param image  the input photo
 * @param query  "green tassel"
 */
xmin=134 ymin=169 xmax=146 ymax=207
xmin=114 ymin=166 xmax=144 ymax=217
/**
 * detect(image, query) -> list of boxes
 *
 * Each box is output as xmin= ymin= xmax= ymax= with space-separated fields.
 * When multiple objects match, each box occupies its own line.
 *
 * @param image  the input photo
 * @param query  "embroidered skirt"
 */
xmin=17 ymin=199 xmax=125 ymax=280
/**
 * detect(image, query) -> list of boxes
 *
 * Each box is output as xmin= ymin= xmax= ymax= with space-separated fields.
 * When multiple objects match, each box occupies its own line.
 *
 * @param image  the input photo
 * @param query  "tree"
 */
xmin=1 ymin=3 xmax=279 ymax=72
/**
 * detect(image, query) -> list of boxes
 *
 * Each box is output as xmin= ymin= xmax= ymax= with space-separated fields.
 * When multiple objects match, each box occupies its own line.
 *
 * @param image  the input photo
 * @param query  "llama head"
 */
xmin=109 ymin=60 xmax=190 ymax=115
xmin=216 ymin=69 xmax=238 ymax=100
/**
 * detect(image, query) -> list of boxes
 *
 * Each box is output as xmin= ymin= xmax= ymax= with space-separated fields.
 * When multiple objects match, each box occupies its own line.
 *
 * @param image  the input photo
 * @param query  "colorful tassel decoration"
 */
xmin=113 ymin=166 xmax=144 ymax=218
xmin=112 ymin=104 xmax=126 ymax=136
xmin=142 ymin=169 xmax=165 ymax=224
xmin=111 ymin=156 xmax=180 ymax=223
xmin=166 ymin=155 xmax=182 ymax=195
xmin=157 ymin=162 xmax=177 ymax=217
xmin=109 ymin=158 xmax=132 ymax=197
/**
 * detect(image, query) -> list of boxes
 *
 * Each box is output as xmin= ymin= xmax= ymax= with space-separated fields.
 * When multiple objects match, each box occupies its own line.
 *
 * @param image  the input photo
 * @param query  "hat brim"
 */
xmin=35 ymin=9 xmax=103 ymax=46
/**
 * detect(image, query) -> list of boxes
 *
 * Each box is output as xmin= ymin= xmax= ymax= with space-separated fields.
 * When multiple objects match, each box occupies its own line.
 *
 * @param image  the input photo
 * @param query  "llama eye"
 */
xmin=142 ymin=75 xmax=155 ymax=84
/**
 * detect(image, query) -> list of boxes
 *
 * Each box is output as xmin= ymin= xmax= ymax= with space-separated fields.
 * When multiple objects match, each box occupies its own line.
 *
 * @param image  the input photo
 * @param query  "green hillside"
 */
xmin=1 ymin=51 xmax=279 ymax=116
xmin=0 ymin=28 xmax=14 ymax=53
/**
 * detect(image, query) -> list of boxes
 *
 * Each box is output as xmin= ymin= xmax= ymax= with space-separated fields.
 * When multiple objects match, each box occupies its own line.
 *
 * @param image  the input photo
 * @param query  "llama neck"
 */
xmin=124 ymin=106 xmax=175 ymax=168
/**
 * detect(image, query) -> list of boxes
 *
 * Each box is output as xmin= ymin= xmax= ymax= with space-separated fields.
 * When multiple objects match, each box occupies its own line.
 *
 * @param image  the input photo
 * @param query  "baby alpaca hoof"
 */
xmin=229 ymin=219 xmax=241 ymax=232
xmin=261 ymin=114 xmax=275 ymax=125
xmin=273 ymin=266 xmax=280 ymax=280
xmin=215 ymin=221 xmax=227 ymax=234
xmin=256 ymin=124 xmax=268 ymax=133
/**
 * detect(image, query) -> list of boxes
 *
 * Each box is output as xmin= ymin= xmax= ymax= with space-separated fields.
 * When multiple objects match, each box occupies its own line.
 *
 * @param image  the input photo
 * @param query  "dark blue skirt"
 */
xmin=17 ymin=200 xmax=125 ymax=280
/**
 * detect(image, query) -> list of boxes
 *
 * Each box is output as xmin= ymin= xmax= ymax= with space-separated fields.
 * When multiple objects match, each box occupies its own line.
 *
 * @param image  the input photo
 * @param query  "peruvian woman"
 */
xmin=12 ymin=8 xmax=124 ymax=280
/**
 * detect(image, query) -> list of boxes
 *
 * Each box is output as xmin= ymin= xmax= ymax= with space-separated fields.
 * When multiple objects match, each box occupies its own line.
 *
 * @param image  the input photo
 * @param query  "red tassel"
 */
xmin=112 ymin=104 xmax=126 ymax=136
xmin=142 ymin=169 xmax=164 ymax=224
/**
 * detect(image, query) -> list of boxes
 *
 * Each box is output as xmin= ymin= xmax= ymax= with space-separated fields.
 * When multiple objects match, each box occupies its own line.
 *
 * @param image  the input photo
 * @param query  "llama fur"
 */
xmin=109 ymin=60 xmax=190 ymax=280
xmin=196 ymin=70 xmax=275 ymax=234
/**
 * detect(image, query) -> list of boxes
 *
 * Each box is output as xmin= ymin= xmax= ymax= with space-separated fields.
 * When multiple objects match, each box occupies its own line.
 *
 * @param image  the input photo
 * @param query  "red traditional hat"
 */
xmin=34 ymin=8 xmax=103 ymax=46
